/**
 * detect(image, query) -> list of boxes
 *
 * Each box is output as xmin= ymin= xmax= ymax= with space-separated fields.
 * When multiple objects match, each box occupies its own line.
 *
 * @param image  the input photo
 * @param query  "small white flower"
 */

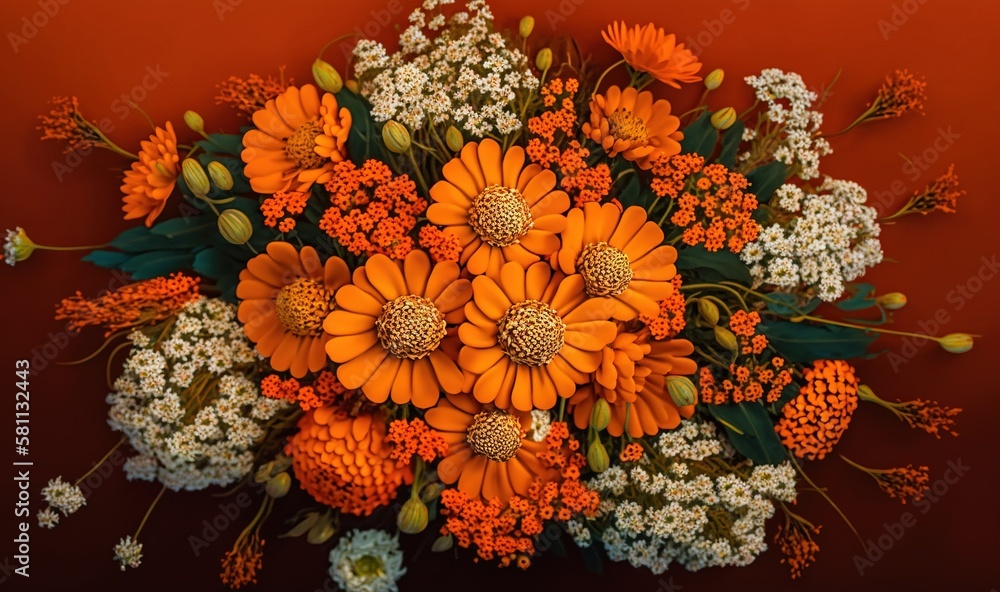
xmin=37 ymin=508 xmax=60 ymax=529
xmin=41 ymin=476 xmax=86 ymax=516
xmin=113 ymin=536 xmax=143 ymax=571
xmin=329 ymin=530 xmax=406 ymax=592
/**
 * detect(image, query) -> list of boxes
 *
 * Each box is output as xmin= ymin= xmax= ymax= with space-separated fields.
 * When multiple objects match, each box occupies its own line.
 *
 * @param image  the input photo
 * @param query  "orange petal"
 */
xmin=410 ymin=358 xmax=441 ymax=408
xmin=390 ymin=359 xmax=414 ymax=404
xmin=437 ymin=446 xmax=472 ymax=484
xmin=429 ymin=350 xmax=466 ymax=395
xmin=334 ymin=284 xmax=384 ymax=316
xmin=403 ymin=250 xmax=431 ymax=296
xmin=366 ymin=255 xmax=407 ymax=301
xmin=334 ymin=343 xmax=388 ymax=387
xmin=471 ymin=275 xmax=512 ymax=319
xmin=325 ymin=331 xmax=379 ymax=363
xmin=473 ymin=357 xmax=511 ymax=404
xmin=324 ymin=311 xmax=376 ymax=336
xmin=360 ymin=355 xmax=401 ymax=404
xmin=458 ymin=345 xmax=506 ymax=375
xmin=458 ymin=454 xmax=488 ymax=500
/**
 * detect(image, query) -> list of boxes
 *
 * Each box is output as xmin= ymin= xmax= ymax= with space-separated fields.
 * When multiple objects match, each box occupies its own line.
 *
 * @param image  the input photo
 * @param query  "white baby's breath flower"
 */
xmin=37 ymin=508 xmax=60 ymax=529
xmin=113 ymin=536 xmax=143 ymax=571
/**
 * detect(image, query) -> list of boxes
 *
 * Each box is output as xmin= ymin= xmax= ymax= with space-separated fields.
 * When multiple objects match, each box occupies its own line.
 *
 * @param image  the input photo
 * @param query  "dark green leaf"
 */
xmin=835 ymin=283 xmax=877 ymax=311
xmin=150 ymin=216 xmax=216 ymax=241
xmin=80 ymin=250 xmax=130 ymax=269
xmin=108 ymin=226 xmax=166 ymax=253
xmin=746 ymin=161 xmax=788 ymax=203
xmin=759 ymin=321 xmax=877 ymax=363
xmin=771 ymin=382 xmax=801 ymax=413
xmin=336 ymin=90 xmax=387 ymax=165
xmin=676 ymin=245 xmax=751 ymax=284
xmin=195 ymin=133 xmax=243 ymax=157
xmin=709 ymin=402 xmax=787 ymax=465
xmin=718 ymin=120 xmax=745 ymax=168
xmin=680 ymin=112 xmax=718 ymax=158
xmin=764 ymin=292 xmax=821 ymax=317
xmin=580 ymin=542 xmax=604 ymax=575
xmin=120 ymin=251 xmax=195 ymax=280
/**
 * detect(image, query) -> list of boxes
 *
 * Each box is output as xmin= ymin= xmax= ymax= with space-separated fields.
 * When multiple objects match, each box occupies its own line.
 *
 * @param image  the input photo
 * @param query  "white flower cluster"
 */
xmin=106 ymin=298 xmax=287 ymax=491
xmin=328 ymin=529 xmax=407 ymax=592
xmin=743 ymin=69 xmax=831 ymax=179
xmin=741 ymin=179 xmax=883 ymax=301
xmin=583 ymin=422 xmax=797 ymax=574
xmin=3 ymin=227 xmax=27 ymax=266
xmin=40 ymin=476 xmax=86 ymax=517
xmin=352 ymin=0 xmax=538 ymax=137
xmin=37 ymin=508 xmax=60 ymax=529
xmin=113 ymin=535 xmax=143 ymax=571
xmin=527 ymin=409 xmax=552 ymax=442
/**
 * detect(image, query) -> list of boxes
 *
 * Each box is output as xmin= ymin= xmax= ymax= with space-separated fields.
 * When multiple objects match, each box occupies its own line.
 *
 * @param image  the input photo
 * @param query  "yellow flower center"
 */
xmin=285 ymin=121 xmax=327 ymax=169
xmin=353 ymin=555 xmax=386 ymax=579
xmin=468 ymin=185 xmax=533 ymax=247
xmin=274 ymin=278 xmax=335 ymax=336
xmin=496 ymin=300 xmax=565 ymax=366
xmin=608 ymin=108 xmax=648 ymax=143
xmin=376 ymin=295 xmax=446 ymax=360
xmin=466 ymin=409 xmax=523 ymax=462
xmin=578 ymin=242 xmax=633 ymax=297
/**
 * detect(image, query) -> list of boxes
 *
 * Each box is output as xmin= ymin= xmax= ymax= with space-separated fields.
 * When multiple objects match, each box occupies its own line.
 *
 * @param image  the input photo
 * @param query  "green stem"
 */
xmin=133 ymin=484 xmax=168 ymax=540
xmin=788 ymin=455 xmax=864 ymax=546
xmin=591 ymin=59 xmax=626 ymax=97
xmin=74 ymin=437 xmax=127 ymax=486
xmin=35 ymin=243 xmax=108 ymax=252
xmin=681 ymin=283 xmax=750 ymax=311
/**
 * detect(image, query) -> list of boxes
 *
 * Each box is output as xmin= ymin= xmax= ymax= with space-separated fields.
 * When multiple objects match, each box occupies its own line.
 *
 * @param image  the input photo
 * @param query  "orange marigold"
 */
xmin=651 ymin=154 xmax=759 ymax=253
xmin=641 ymin=275 xmax=687 ymax=339
xmin=55 ymin=273 xmax=200 ymax=336
xmin=319 ymin=160 xmax=426 ymax=259
xmin=775 ymin=360 xmax=859 ymax=460
xmin=216 ymin=71 xmax=291 ymax=119
xmin=583 ymin=85 xmax=683 ymax=170
xmin=285 ymin=407 xmax=412 ymax=516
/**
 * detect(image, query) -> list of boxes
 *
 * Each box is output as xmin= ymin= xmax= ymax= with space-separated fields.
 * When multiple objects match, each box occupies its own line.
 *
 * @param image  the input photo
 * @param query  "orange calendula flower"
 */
xmin=55 ymin=272 xmax=200 ymax=336
xmin=775 ymin=360 xmax=859 ymax=460
xmin=241 ymin=84 xmax=351 ymax=194
xmin=426 ymin=139 xmax=570 ymax=279
xmin=216 ymin=71 xmax=291 ymax=119
xmin=602 ymin=22 xmax=702 ymax=88
xmin=236 ymin=242 xmax=350 ymax=378
xmin=121 ymin=122 xmax=179 ymax=227
xmin=286 ymin=407 xmax=412 ymax=515
xmin=555 ymin=202 xmax=678 ymax=320
xmin=582 ymin=86 xmax=683 ymax=170
xmin=425 ymin=393 xmax=553 ymax=502
xmin=458 ymin=261 xmax=617 ymax=411
xmin=324 ymin=250 xmax=472 ymax=408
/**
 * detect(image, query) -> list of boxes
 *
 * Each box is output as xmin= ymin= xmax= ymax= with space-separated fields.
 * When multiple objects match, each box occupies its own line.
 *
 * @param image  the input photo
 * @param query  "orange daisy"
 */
xmin=241 ymin=84 xmax=351 ymax=194
xmin=236 ymin=241 xmax=350 ymax=378
xmin=120 ymin=122 xmax=179 ymax=227
xmin=582 ymin=85 xmax=683 ymax=170
xmin=426 ymin=139 xmax=570 ymax=279
xmin=555 ymin=202 xmax=677 ymax=320
xmin=323 ymin=250 xmax=472 ymax=409
xmin=571 ymin=332 xmax=697 ymax=437
xmin=602 ymin=22 xmax=702 ymax=88
xmin=424 ymin=393 xmax=553 ymax=503
xmin=458 ymin=261 xmax=617 ymax=412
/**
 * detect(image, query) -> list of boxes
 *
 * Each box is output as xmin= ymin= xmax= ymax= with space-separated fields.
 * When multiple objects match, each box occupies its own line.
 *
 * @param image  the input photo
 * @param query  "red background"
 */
xmin=1 ymin=0 xmax=998 ymax=590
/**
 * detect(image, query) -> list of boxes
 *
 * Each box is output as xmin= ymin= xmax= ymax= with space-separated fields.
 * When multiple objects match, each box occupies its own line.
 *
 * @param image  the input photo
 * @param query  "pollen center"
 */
xmin=466 ymin=409 xmax=523 ymax=462
xmin=353 ymin=555 xmax=386 ymax=578
xmin=496 ymin=300 xmax=566 ymax=366
xmin=275 ymin=278 xmax=335 ymax=336
xmin=578 ymin=242 xmax=633 ymax=297
xmin=376 ymin=294 xmax=446 ymax=360
xmin=608 ymin=108 xmax=648 ymax=143
xmin=285 ymin=121 xmax=326 ymax=169
xmin=468 ymin=185 xmax=533 ymax=247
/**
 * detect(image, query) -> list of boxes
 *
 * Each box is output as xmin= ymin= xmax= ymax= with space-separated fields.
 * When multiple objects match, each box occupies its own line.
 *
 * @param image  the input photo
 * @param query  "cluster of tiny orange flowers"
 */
xmin=216 ymin=71 xmax=291 ymax=118
xmin=260 ymin=370 xmax=345 ymax=411
xmin=385 ymin=418 xmax=449 ymax=467
xmin=651 ymin=154 xmax=759 ymax=253
xmin=440 ymin=422 xmax=599 ymax=568
xmin=619 ymin=443 xmax=644 ymax=462
xmin=892 ymin=164 xmax=964 ymax=218
xmin=37 ymin=96 xmax=106 ymax=154
xmin=220 ymin=535 xmax=264 ymax=589
xmin=894 ymin=399 xmax=961 ymax=438
xmin=260 ymin=190 xmax=309 ymax=232
xmin=417 ymin=225 xmax=462 ymax=263
xmin=775 ymin=360 xmax=859 ymax=461
xmin=699 ymin=311 xmax=793 ymax=404
xmin=867 ymin=464 xmax=930 ymax=504
xmin=319 ymin=160 xmax=426 ymax=259
xmin=55 ymin=272 xmax=201 ymax=336
xmin=640 ymin=276 xmax=686 ymax=339
xmin=775 ymin=521 xmax=820 ymax=579
xmin=871 ymin=69 xmax=927 ymax=120
xmin=558 ymin=141 xmax=612 ymax=207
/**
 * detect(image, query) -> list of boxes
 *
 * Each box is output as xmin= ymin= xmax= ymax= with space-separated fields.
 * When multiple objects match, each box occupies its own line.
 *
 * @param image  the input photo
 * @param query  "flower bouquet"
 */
xmin=9 ymin=1 xmax=973 ymax=589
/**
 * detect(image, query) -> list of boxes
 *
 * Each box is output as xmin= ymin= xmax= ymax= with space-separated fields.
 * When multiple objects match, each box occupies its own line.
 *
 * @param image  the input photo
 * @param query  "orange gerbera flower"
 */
xmin=241 ymin=84 xmax=351 ymax=194
xmin=603 ymin=22 xmax=702 ymax=88
xmin=236 ymin=242 xmax=350 ymax=378
xmin=121 ymin=122 xmax=179 ymax=227
xmin=458 ymin=261 xmax=617 ymax=411
xmin=426 ymin=139 xmax=570 ymax=279
xmin=424 ymin=393 xmax=553 ymax=502
xmin=582 ymin=86 xmax=682 ymax=170
xmin=555 ymin=202 xmax=677 ymax=320
xmin=323 ymin=250 xmax=472 ymax=409
xmin=285 ymin=407 xmax=412 ymax=516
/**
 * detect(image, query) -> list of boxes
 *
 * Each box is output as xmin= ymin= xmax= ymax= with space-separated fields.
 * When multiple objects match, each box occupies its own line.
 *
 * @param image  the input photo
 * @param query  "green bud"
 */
xmin=312 ymin=59 xmax=344 ymax=94
xmin=253 ymin=462 xmax=273 ymax=484
xmin=876 ymin=292 xmax=907 ymax=311
xmin=698 ymin=299 xmax=720 ymax=325
xmin=666 ymin=376 xmax=697 ymax=407
xmin=445 ymin=125 xmax=464 ymax=152
xmin=382 ymin=120 xmax=411 ymax=154
xmin=704 ymin=69 xmax=724 ymax=91
xmin=181 ymin=158 xmax=210 ymax=197
xmin=711 ymin=107 xmax=737 ymax=130
xmin=4 ymin=227 xmax=35 ymax=265
xmin=857 ymin=384 xmax=877 ymax=402
xmin=535 ymin=48 xmax=553 ymax=71
xmin=589 ymin=398 xmax=611 ymax=431
xmin=431 ymin=534 xmax=454 ymax=552
xmin=183 ymin=110 xmax=204 ymax=133
xmin=265 ymin=472 xmax=291 ymax=498
xmin=279 ymin=512 xmax=320 ymax=539
xmin=306 ymin=514 xmax=337 ymax=545
xmin=420 ymin=482 xmax=446 ymax=503
xmin=519 ymin=15 xmax=535 ymax=38
xmin=714 ymin=326 xmax=739 ymax=351
xmin=207 ymin=161 xmax=234 ymax=191
xmin=397 ymin=497 xmax=429 ymax=534
xmin=218 ymin=209 xmax=254 ymax=245
xmin=939 ymin=333 xmax=973 ymax=354
xmin=587 ymin=439 xmax=609 ymax=473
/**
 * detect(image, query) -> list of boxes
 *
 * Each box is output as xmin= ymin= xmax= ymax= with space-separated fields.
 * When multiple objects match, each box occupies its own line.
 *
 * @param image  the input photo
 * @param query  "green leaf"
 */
xmin=119 ymin=251 xmax=195 ymax=280
xmin=80 ymin=250 xmax=130 ymax=269
xmin=835 ymin=283 xmax=877 ymax=311
xmin=680 ymin=112 xmax=718 ymax=158
xmin=676 ymin=244 xmax=751 ymax=284
xmin=759 ymin=321 xmax=877 ymax=363
xmin=709 ymin=402 xmax=787 ymax=465
xmin=336 ymin=89 xmax=387 ymax=165
xmin=746 ymin=161 xmax=788 ymax=203
xmin=616 ymin=172 xmax=655 ymax=210
xmin=150 ymin=216 xmax=217 ymax=241
xmin=765 ymin=292 xmax=822 ymax=317
xmin=108 ymin=226 xmax=167 ymax=253
xmin=579 ymin=542 xmax=604 ymax=575
xmin=195 ymin=133 xmax=243 ymax=157
xmin=771 ymin=382 xmax=801 ymax=413
xmin=717 ymin=120 xmax=745 ymax=168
